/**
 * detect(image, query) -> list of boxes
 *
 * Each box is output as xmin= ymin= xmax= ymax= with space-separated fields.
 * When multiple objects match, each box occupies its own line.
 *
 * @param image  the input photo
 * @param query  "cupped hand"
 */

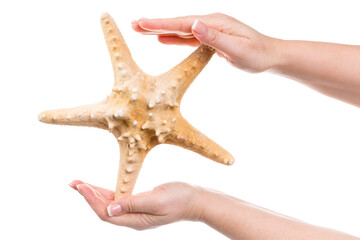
xmin=69 ymin=180 xmax=204 ymax=230
xmin=132 ymin=13 xmax=280 ymax=73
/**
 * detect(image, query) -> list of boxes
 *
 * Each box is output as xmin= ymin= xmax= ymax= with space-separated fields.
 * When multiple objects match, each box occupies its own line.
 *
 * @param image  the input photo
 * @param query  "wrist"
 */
xmin=185 ymin=186 xmax=213 ymax=222
xmin=265 ymin=37 xmax=288 ymax=73
xmin=189 ymin=186 xmax=226 ymax=223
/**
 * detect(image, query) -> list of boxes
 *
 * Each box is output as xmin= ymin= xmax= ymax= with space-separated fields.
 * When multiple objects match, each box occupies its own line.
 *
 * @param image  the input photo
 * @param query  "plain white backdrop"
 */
xmin=0 ymin=0 xmax=359 ymax=239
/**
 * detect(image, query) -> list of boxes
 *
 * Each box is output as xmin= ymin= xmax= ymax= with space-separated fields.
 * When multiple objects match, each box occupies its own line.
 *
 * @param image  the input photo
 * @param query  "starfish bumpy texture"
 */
xmin=38 ymin=13 xmax=234 ymax=200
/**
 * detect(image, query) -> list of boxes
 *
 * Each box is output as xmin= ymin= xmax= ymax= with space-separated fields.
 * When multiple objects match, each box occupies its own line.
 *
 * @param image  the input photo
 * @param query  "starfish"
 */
xmin=38 ymin=13 xmax=234 ymax=200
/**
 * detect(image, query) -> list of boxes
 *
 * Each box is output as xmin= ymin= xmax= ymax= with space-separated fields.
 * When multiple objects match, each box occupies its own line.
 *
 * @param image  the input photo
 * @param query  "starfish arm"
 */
xmin=159 ymin=44 xmax=215 ymax=103
xmin=166 ymin=116 xmax=234 ymax=165
xmin=115 ymin=140 xmax=148 ymax=200
xmin=38 ymin=101 xmax=108 ymax=130
xmin=100 ymin=13 xmax=142 ymax=89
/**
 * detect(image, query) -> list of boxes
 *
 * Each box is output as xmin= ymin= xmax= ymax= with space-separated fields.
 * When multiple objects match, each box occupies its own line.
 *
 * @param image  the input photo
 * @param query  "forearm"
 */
xmin=271 ymin=39 xmax=360 ymax=107
xmin=198 ymin=189 xmax=359 ymax=240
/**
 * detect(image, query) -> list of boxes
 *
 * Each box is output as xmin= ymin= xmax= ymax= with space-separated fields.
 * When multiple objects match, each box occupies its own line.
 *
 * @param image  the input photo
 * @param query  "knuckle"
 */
xmin=208 ymin=31 xmax=221 ymax=44
xmin=126 ymin=198 xmax=137 ymax=213
xmin=153 ymin=184 xmax=168 ymax=193
xmin=212 ymin=12 xmax=225 ymax=18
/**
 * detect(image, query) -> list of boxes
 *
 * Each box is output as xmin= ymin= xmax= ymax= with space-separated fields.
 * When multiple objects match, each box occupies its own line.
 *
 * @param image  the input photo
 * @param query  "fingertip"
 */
xmin=76 ymin=185 xmax=110 ymax=222
xmin=192 ymin=21 xmax=230 ymax=54
xmin=191 ymin=19 xmax=206 ymax=36
xmin=138 ymin=19 xmax=157 ymax=31
xmin=138 ymin=19 xmax=148 ymax=29
xmin=69 ymin=180 xmax=84 ymax=190
xmin=107 ymin=203 xmax=123 ymax=217
xmin=191 ymin=19 xmax=199 ymax=32
xmin=107 ymin=205 xmax=113 ymax=217
xmin=76 ymin=183 xmax=86 ymax=195
xmin=132 ymin=21 xmax=155 ymax=35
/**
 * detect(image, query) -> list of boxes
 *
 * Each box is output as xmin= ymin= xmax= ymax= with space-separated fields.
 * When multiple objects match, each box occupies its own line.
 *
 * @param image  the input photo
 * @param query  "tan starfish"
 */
xmin=38 ymin=13 xmax=234 ymax=200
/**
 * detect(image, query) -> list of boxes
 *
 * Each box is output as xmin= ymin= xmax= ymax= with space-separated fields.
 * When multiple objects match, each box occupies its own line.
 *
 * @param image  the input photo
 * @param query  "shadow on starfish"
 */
xmin=38 ymin=13 xmax=234 ymax=200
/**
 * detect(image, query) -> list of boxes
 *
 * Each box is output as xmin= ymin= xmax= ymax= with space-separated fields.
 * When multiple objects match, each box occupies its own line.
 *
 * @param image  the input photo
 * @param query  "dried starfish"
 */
xmin=38 ymin=13 xmax=234 ymax=200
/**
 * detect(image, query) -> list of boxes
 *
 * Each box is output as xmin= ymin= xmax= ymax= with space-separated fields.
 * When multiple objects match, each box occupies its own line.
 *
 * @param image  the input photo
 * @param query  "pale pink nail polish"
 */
xmin=192 ymin=19 xmax=206 ymax=35
xmin=192 ymin=19 xmax=199 ymax=31
xmin=107 ymin=204 xmax=122 ymax=217
xmin=76 ymin=184 xmax=83 ymax=195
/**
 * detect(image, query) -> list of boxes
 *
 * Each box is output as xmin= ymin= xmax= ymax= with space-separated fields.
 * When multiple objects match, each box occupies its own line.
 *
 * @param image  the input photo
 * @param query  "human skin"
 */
xmin=131 ymin=13 xmax=360 ymax=107
xmin=69 ymin=13 xmax=360 ymax=239
xmin=70 ymin=180 xmax=359 ymax=240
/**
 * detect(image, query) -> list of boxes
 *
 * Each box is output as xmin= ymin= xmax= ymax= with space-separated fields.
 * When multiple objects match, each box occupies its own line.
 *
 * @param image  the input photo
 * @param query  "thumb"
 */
xmin=191 ymin=19 xmax=234 ymax=55
xmin=107 ymin=192 xmax=158 ymax=217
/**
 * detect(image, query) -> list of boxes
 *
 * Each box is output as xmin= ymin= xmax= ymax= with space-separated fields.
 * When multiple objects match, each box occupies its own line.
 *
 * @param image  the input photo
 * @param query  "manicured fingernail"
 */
xmin=69 ymin=183 xmax=78 ymax=191
xmin=107 ymin=204 xmax=122 ymax=217
xmin=76 ymin=184 xmax=82 ymax=195
xmin=192 ymin=19 xmax=206 ymax=35
xmin=192 ymin=19 xmax=199 ymax=31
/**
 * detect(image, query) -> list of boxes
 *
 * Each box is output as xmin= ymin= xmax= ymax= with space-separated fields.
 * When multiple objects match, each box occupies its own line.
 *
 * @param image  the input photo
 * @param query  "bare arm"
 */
xmin=131 ymin=13 xmax=360 ymax=107
xmin=71 ymin=181 xmax=359 ymax=240
xmin=273 ymin=40 xmax=360 ymax=106
xmin=200 ymin=188 xmax=358 ymax=240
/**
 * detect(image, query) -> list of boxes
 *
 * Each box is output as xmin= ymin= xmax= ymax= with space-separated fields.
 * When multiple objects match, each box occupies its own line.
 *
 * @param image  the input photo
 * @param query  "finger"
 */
xmin=132 ymin=21 xmax=193 ymax=38
xmin=107 ymin=191 xmax=161 ymax=217
xmin=135 ymin=190 xmax=152 ymax=196
xmin=69 ymin=180 xmax=115 ymax=200
xmin=157 ymin=36 xmax=200 ymax=47
xmin=191 ymin=20 xmax=237 ymax=56
xmin=77 ymin=184 xmax=112 ymax=221
xmin=77 ymin=184 xmax=154 ymax=228
xmin=140 ymin=31 xmax=195 ymax=38
xmin=69 ymin=180 xmax=83 ymax=190
xmin=138 ymin=17 xmax=197 ymax=34
xmin=131 ymin=20 xmax=154 ymax=35
xmin=155 ymin=32 xmax=194 ymax=38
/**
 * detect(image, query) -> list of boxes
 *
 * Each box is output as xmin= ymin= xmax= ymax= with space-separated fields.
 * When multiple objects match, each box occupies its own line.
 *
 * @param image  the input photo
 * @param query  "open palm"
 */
xmin=70 ymin=180 xmax=203 ymax=230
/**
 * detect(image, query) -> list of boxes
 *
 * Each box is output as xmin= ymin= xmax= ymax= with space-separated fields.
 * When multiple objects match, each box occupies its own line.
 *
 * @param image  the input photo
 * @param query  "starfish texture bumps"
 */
xmin=38 ymin=13 xmax=234 ymax=200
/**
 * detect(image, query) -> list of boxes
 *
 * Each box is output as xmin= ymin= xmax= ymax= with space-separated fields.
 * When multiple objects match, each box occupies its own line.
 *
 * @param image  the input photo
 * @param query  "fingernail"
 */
xmin=76 ymin=184 xmax=82 ymax=195
xmin=192 ymin=19 xmax=206 ymax=35
xmin=107 ymin=204 xmax=122 ymax=217
xmin=69 ymin=183 xmax=78 ymax=191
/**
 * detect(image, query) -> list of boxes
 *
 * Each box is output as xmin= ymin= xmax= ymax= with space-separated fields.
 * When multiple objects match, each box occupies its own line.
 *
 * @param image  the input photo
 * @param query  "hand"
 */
xmin=69 ymin=180 xmax=204 ymax=230
xmin=69 ymin=180 xmax=358 ymax=239
xmin=132 ymin=13 xmax=280 ymax=73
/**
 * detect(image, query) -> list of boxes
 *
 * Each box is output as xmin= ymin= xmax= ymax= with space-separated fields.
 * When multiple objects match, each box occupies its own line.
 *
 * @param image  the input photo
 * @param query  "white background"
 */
xmin=0 ymin=0 xmax=359 ymax=239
